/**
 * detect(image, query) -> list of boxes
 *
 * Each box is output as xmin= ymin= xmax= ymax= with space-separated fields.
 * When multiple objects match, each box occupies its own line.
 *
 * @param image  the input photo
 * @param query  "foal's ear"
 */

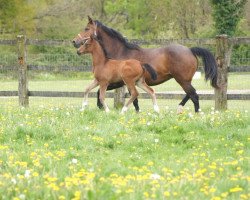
xmin=88 ymin=16 xmax=94 ymax=24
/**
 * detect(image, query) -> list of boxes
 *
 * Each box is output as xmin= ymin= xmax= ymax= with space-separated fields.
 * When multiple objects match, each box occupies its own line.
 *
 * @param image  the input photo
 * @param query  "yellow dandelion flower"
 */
xmin=164 ymin=191 xmax=170 ymax=197
xmin=144 ymin=192 xmax=149 ymax=198
xmin=126 ymin=188 xmax=134 ymax=193
xmin=211 ymin=197 xmax=221 ymax=200
xmin=209 ymin=187 xmax=216 ymax=193
xmin=230 ymin=186 xmax=243 ymax=193
xmin=221 ymin=192 xmax=228 ymax=198
xmin=237 ymin=150 xmax=244 ymax=155
xmin=32 ymin=172 xmax=39 ymax=177
xmin=240 ymin=194 xmax=248 ymax=199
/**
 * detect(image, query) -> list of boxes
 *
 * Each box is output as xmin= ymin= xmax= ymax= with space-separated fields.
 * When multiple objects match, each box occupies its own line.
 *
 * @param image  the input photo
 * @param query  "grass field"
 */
xmin=0 ymin=71 xmax=250 ymax=199
xmin=0 ymin=72 xmax=250 ymax=92
xmin=0 ymin=100 xmax=249 ymax=199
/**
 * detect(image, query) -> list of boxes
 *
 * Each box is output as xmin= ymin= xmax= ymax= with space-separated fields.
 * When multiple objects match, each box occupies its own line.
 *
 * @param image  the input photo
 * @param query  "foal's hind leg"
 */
xmin=179 ymin=82 xmax=199 ymax=113
xmin=99 ymin=82 xmax=109 ymax=112
xmin=121 ymin=83 xmax=139 ymax=114
xmin=136 ymin=78 xmax=159 ymax=113
xmin=97 ymin=84 xmax=140 ymax=112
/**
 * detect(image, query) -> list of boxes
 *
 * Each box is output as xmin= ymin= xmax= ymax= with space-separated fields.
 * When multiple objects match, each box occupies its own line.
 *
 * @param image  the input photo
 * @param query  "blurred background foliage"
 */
xmin=0 ymin=0 xmax=249 ymax=39
xmin=0 ymin=0 xmax=249 ymax=77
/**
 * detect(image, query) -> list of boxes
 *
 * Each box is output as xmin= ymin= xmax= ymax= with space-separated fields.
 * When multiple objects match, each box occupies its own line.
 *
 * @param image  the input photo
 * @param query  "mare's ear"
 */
xmin=88 ymin=16 xmax=94 ymax=24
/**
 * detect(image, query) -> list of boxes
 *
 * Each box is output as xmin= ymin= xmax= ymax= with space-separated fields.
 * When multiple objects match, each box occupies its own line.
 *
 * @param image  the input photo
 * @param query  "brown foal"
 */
xmin=77 ymin=35 xmax=159 ymax=113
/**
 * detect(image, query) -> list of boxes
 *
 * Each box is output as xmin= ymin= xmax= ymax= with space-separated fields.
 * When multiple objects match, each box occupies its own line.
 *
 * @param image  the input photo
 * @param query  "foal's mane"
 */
xmin=95 ymin=20 xmax=141 ymax=50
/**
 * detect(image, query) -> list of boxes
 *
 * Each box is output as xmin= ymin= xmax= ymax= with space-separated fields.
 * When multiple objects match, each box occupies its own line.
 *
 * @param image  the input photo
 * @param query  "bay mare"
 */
xmin=73 ymin=16 xmax=218 ymax=113
xmin=76 ymin=35 xmax=159 ymax=113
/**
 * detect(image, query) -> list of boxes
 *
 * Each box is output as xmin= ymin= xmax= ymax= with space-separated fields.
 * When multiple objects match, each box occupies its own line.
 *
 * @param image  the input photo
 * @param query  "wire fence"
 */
xmin=0 ymin=37 xmax=249 ymax=105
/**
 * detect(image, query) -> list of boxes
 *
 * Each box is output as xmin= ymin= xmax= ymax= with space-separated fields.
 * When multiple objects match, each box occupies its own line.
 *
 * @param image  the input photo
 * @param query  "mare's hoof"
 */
xmin=177 ymin=105 xmax=184 ymax=114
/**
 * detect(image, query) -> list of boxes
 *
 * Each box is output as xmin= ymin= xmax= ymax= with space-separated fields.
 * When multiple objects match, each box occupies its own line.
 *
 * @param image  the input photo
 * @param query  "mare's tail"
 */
xmin=190 ymin=47 xmax=219 ymax=88
xmin=142 ymin=63 xmax=157 ymax=80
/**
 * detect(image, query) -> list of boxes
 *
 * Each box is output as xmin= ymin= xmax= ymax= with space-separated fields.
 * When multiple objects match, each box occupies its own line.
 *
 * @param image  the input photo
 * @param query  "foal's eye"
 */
xmin=84 ymin=28 xmax=89 ymax=31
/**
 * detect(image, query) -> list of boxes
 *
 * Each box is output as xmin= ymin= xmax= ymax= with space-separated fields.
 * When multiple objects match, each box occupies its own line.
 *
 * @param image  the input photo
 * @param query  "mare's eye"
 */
xmin=85 ymin=28 xmax=89 ymax=31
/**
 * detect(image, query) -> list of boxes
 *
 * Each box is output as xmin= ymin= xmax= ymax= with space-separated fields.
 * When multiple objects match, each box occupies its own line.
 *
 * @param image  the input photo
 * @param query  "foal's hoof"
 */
xmin=177 ymin=105 xmax=184 ymax=114
xmin=154 ymin=105 xmax=160 ymax=113
xmin=121 ymin=106 xmax=128 ymax=114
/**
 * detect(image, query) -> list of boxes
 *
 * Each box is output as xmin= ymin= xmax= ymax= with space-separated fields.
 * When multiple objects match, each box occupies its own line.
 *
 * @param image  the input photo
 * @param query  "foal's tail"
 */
xmin=190 ymin=47 xmax=219 ymax=88
xmin=142 ymin=63 xmax=157 ymax=80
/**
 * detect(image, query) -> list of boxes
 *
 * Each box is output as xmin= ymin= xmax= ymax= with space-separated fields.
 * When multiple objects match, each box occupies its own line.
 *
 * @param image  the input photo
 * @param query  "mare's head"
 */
xmin=72 ymin=16 xmax=97 ymax=48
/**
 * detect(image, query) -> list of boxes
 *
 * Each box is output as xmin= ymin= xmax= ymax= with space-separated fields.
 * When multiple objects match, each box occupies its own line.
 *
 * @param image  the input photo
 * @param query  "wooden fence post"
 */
xmin=114 ymin=86 xmax=126 ymax=109
xmin=215 ymin=35 xmax=231 ymax=110
xmin=17 ymin=35 xmax=29 ymax=107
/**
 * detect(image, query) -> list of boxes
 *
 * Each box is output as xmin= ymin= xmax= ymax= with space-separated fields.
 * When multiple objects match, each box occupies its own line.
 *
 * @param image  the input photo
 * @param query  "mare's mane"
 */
xmin=95 ymin=20 xmax=141 ymax=50
xmin=93 ymin=37 xmax=111 ymax=59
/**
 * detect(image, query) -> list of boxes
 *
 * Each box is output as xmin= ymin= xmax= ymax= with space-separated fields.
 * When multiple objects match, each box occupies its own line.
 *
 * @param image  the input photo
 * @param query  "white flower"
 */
xmin=188 ymin=113 xmax=193 ymax=118
xmin=19 ymin=194 xmax=26 ymax=200
xmin=150 ymin=173 xmax=161 ymax=180
xmin=24 ymin=170 xmax=30 ymax=178
xmin=11 ymin=178 xmax=17 ymax=184
xmin=72 ymin=158 xmax=78 ymax=164
xmin=154 ymin=139 xmax=159 ymax=143
xmin=147 ymin=122 xmax=151 ymax=126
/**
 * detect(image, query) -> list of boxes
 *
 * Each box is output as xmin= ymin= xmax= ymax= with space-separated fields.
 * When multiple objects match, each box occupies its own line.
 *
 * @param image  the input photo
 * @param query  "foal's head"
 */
xmin=72 ymin=16 xmax=97 ymax=48
xmin=77 ymin=37 xmax=93 ymax=55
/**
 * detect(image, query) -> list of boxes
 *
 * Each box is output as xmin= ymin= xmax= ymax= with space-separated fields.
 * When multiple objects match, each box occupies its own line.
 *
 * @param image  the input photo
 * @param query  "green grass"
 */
xmin=0 ymin=72 xmax=250 ymax=92
xmin=0 ymin=100 xmax=249 ymax=199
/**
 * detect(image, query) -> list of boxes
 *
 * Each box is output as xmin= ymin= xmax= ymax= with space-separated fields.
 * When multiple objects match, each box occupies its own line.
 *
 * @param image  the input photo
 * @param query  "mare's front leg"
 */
xmin=99 ymin=82 xmax=109 ymax=112
xmin=81 ymin=79 xmax=99 ymax=111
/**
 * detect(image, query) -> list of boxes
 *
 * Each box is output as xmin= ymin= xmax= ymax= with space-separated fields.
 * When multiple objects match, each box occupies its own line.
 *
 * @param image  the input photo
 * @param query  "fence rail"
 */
xmin=1 ymin=91 xmax=249 ymax=100
xmin=1 ymin=65 xmax=250 ymax=73
xmin=0 ymin=35 xmax=250 ymax=110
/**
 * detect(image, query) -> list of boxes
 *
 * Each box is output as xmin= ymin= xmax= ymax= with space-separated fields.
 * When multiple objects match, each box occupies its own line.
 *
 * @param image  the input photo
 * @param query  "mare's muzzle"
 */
xmin=72 ymin=39 xmax=81 ymax=48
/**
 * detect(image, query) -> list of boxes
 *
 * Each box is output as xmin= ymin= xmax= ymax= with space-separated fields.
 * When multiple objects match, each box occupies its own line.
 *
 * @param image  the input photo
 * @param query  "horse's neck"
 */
xmin=100 ymin=30 xmax=140 ymax=59
xmin=91 ymin=41 xmax=108 ymax=68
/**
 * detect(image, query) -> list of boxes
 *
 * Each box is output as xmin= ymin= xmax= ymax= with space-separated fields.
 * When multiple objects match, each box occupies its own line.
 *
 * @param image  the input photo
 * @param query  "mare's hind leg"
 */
xmin=136 ymin=78 xmax=159 ymax=113
xmin=177 ymin=95 xmax=190 ymax=114
xmin=179 ymin=82 xmax=199 ymax=113
xmin=128 ymin=91 xmax=140 ymax=112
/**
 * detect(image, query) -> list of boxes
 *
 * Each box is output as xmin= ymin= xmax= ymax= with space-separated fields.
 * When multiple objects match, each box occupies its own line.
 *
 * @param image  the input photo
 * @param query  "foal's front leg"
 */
xmin=81 ymin=79 xmax=99 ymax=111
xmin=99 ymin=82 xmax=109 ymax=112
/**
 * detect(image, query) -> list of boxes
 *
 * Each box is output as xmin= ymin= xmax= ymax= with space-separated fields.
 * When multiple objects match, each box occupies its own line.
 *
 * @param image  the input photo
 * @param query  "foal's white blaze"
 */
xmin=177 ymin=105 xmax=184 ymax=114
xmin=154 ymin=104 xmax=160 ymax=113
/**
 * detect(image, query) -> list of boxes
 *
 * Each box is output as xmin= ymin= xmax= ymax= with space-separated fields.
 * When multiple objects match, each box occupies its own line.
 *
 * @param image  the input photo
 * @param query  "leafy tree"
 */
xmin=211 ymin=0 xmax=247 ymax=36
xmin=0 ymin=0 xmax=36 ymax=35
